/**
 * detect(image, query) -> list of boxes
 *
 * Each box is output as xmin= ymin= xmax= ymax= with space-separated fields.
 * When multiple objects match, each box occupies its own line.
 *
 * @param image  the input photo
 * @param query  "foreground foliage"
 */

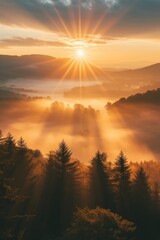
xmin=63 ymin=207 xmax=136 ymax=240
xmin=0 ymin=130 xmax=160 ymax=240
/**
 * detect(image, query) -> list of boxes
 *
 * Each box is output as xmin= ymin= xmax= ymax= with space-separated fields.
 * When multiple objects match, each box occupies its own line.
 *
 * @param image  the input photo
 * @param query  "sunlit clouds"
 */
xmin=0 ymin=0 xmax=160 ymax=38
xmin=0 ymin=0 xmax=160 ymax=67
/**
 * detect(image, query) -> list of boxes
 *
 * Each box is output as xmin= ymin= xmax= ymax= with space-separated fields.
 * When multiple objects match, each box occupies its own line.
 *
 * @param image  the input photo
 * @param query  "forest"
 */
xmin=0 ymin=130 xmax=160 ymax=240
xmin=1 ymin=0 xmax=160 ymax=239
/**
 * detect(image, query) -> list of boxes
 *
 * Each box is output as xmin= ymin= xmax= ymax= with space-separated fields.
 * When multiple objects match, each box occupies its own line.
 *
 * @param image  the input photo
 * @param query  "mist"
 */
xmin=0 ymin=92 xmax=158 ymax=162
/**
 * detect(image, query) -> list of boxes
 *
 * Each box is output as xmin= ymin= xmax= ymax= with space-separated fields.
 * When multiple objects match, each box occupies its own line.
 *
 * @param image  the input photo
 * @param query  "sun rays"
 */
xmin=37 ymin=0 xmax=134 ymax=153
xmin=48 ymin=0 xmax=131 ymax=87
xmin=76 ymin=49 xmax=85 ymax=59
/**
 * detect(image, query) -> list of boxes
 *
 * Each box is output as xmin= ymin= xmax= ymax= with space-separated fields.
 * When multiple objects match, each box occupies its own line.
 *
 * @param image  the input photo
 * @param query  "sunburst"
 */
xmin=76 ymin=49 xmax=85 ymax=59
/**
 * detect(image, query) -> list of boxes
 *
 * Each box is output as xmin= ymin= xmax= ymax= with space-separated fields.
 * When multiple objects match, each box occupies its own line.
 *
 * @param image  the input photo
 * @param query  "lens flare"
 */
xmin=76 ymin=49 xmax=85 ymax=58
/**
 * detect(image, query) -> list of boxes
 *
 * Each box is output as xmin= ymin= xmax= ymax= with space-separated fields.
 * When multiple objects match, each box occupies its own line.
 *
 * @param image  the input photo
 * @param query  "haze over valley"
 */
xmin=1 ymin=1 xmax=160 ymax=239
xmin=0 ymin=55 xmax=160 ymax=162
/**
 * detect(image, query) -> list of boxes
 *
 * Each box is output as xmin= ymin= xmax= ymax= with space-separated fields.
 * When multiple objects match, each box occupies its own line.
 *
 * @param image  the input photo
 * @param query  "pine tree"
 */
xmin=33 ymin=141 xmax=80 ymax=239
xmin=0 ymin=130 xmax=6 ymax=146
xmin=132 ymin=167 xmax=152 ymax=239
xmin=151 ymin=182 xmax=160 ymax=239
xmin=113 ymin=151 xmax=132 ymax=218
xmin=0 ymin=168 xmax=18 ymax=240
xmin=12 ymin=137 xmax=32 ymax=188
xmin=89 ymin=151 xmax=115 ymax=210
xmin=0 ymin=130 xmax=5 ymax=165
xmin=0 ymin=133 xmax=19 ymax=239
xmin=0 ymin=130 xmax=3 ymax=143
xmin=152 ymin=182 xmax=160 ymax=209
xmin=4 ymin=132 xmax=16 ymax=159
xmin=29 ymin=150 xmax=57 ymax=239
xmin=53 ymin=141 xmax=80 ymax=234
xmin=16 ymin=137 xmax=28 ymax=165
xmin=2 ymin=133 xmax=16 ymax=178
xmin=133 ymin=167 xmax=151 ymax=216
xmin=11 ymin=137 xmax=39 ymax=240
xmin=17 ymin=137 xmax=27 ymax=150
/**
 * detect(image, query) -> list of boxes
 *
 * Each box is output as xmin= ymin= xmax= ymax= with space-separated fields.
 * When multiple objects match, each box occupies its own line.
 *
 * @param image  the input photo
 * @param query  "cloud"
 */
xmin=0 ymin=87 xmax=27 ymax=99
xmin=0 ymin=86 xmax=38 ymax=95
xmin=0 ymin=37 xmax=70 ymax=48
xmin=40 ymin=0 xmax=54 ymax=5
xmin=0 ymin=0 xmax=160 ymax=38
xmin=0 ymin=36 xmax=110 ymax=49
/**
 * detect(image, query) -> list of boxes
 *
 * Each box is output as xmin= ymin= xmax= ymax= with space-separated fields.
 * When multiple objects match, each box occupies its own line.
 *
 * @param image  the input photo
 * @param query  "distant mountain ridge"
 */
xmin=107 ymin=63 xmax=160 ymax=82
xmin=107 ymin=88 xmax=160 ymax=110
xmin=0 ymin=54 xmax=160 ymax=83
xmin=0 ymin=54 xmax=106 ymax=81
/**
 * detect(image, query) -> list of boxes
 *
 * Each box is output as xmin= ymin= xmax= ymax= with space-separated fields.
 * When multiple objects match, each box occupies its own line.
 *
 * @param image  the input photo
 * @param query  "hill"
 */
xmin=106 ymin=88 xmax=160 ymax=109
xmin=107 ymin=63 xmax=160 ymax=83
xmin=0 ymin=54 xmax=106 ymax=82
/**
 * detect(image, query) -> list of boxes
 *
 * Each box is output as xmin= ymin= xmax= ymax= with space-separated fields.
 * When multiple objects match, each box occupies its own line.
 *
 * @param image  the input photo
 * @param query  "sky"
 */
xmin=0 ymin=0 xmax=160 ymax=68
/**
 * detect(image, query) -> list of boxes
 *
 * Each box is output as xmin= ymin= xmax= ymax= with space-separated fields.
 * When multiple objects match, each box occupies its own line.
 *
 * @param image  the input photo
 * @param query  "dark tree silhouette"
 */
xmin=133 ymin=167 xmax=151 ymax=217
xmin=0 ymin=130 xmax=7 ymax=146
xmin=152 ymin=182 xmax=160 ymax=210
xmin=12 ymin=137 xmax=34 ymax=190
xmin=1 ymin=131 xmax=160 ymax=240
xmin=151 ymin=182 xmax=160 ymax=239
xmin=32 ymin=141 xmax=80 ymax=239
xmin=29 ymin=150 xmax=58 ymax=239
xmin=4 ymin=132 xmax=16 ymax=159
xmin=17 ymin=137 xmax=27 ymax=156
xmin=0 ymin=130 xmax=3 ymax=142
xmin=113 ymin=151 xmax=132 ymax=218
xmin=0 ymin=130 xmax=5 ymax=162
xmin=0 ymin=132 xmax=19 ymax=239
xmin=132 ymin=167 xmax=151 ymax=239
xmin=0 ymin=133 xmax=39 ymax=240
xmin=89 ymin=151 xmax=115 ymax=210
xmin=53 ymin=141 xmax=80 ymax=235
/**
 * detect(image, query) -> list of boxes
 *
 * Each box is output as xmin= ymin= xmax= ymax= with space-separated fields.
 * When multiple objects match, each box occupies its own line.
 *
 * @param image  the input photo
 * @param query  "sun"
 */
xmin=76 ymin=49 xmax=85 ymax=59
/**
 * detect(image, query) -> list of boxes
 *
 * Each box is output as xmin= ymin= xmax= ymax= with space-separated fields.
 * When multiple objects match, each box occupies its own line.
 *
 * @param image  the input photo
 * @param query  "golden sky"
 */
xmin=0 ymin=0 xmax=160 ymax=68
